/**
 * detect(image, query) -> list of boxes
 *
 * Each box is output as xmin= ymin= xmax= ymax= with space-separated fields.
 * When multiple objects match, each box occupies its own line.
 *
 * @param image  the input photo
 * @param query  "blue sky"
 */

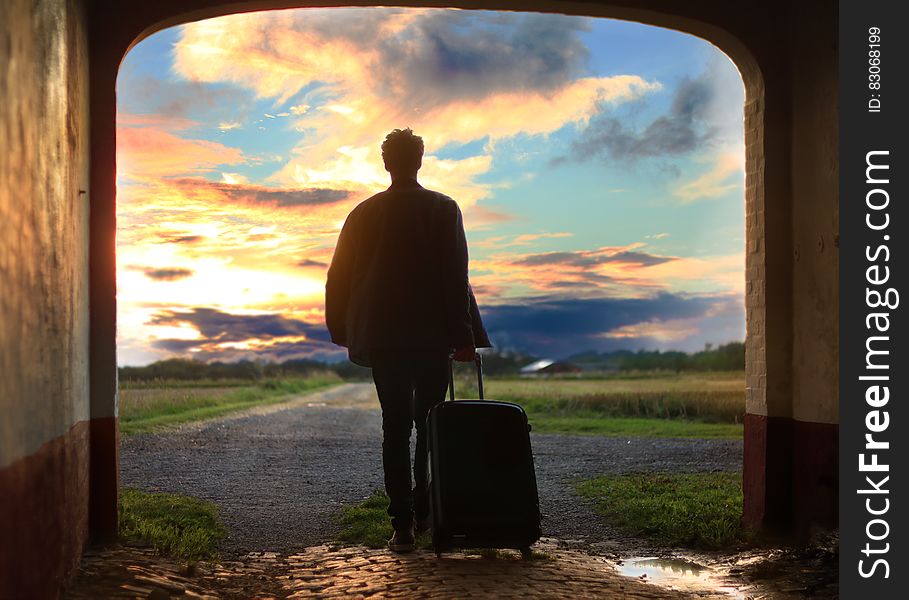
xmin=115 ymin=8 xmax=745 ymax=365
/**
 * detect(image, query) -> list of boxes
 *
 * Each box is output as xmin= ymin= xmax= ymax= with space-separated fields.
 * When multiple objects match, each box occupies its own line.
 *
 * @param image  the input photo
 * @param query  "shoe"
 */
xmin=414 ymin=514 xmax=432 ymax=535
xmin=388 ymin=526 xmax=416 ymax=553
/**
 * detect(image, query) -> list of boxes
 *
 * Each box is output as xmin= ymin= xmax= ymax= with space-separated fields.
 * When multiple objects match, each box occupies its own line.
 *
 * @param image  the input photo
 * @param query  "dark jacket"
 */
xmin=325 ymin=180 xmax=491 ymax=366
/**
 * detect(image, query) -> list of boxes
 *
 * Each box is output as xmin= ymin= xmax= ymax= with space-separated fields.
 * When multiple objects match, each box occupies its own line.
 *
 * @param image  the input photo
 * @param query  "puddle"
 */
xmin=617 ymin=557 xmax=748 ymax=598
xmin=305 ymin=402 xmax=327 ymax=407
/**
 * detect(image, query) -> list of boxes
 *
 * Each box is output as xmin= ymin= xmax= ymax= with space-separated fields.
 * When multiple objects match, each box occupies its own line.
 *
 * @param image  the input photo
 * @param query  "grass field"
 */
xmin=119 ymin=489 xmax=227 ymax=561
xmin=486 ymin=372 xmax=744 ymax=421
xmin=576 ymin=472 xmax=747 ymax=549
xmin=119 ymin=371 xmax=745 ymax=439
xmin=526 ymin=416 xmax=743 ymax=438
xmin=119 ymin=374 xmax=342 ymax=436
xmin=447 ymin=371 xmax=746 ymax=438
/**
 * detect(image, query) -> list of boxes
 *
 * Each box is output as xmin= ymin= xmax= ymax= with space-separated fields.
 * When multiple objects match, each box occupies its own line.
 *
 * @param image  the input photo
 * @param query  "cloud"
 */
xmin=171 ymin=178 xmax=352 ymax=208
xmin=116 ymin=113 xmax=198 ymax=130
xmin=470 ymin=242 xmax=743 ymax=302
xmin=474 ymin=231 xmax=573 ymax=249
xmin=117 ymin=122 xmax=244 ymax=179
xmin=475 ymin=244 xmax=678 ymax=296
xmin=671 ymin=151 xmax=744 ymax=202
xmin=146 ymin=307 xmax=338 ymax=361
xmin=511 ymin=248 xmax=675 ymax=269
xmin=129 ymin=266 xmax=195 ymax=281
xmin=553 ymin=54 xmax=744 ymax=166
xmin=555 ymin=78 xmax=709 ymax=163
xmin=150 ymin=307 xmax=329 ymax=342
xmin=462 ymin=205 xmax=520 ymax=230
xmin=297 ymin=259 xmax=328 ymax=268
xmin=373 ymin=11 xmax=594 ymax=104
xmin=174 ymin=10 xmax=594 ymax=107
xmin=479 ymin=293 xmax=744 ymax=356
xmin=158 ymin=233 xmax=204 ymax=244
xmin=117 ymin=73 xmax=253 ymax=123
xmin=173 ymin=9 xmax=660 ymax=208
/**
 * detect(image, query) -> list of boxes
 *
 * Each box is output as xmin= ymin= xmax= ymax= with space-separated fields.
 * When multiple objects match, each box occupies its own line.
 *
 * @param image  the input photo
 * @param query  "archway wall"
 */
xmin=0 ymin=0 xmax=840 ymax=595
xmin=787 ymin=0 xmax=839 ymax=529
xmin=88 ymin=0 xmax=839 ymax=532
xmin=0 ymin=0 xmax=92 ymax=598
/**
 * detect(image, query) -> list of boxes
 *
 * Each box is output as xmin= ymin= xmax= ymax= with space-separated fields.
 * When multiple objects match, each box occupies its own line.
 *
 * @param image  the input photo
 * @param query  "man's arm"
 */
xmin=440 ymin=200 xmax=475 ymax=356
xmin=325 ymin=215 xmax=355 ymax=346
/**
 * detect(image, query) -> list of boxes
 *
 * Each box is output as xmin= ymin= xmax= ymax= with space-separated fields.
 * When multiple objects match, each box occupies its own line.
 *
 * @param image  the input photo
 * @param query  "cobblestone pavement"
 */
xmin=65 ymin=541 xmax=729 ymax=599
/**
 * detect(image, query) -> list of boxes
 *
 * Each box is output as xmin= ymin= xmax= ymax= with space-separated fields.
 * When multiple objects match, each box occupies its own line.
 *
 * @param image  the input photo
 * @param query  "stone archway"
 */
xmin=85 ymin=0 xmax=838 ymax=541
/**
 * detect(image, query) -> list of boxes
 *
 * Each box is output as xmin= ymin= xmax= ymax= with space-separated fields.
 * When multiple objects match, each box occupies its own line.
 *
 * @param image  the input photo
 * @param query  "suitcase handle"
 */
xmin=448 ymin=353 xmax=484 ymax=401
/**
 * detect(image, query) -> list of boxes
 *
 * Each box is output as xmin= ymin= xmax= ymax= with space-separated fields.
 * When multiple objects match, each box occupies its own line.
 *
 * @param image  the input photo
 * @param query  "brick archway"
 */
xmin=86 ymin=0 xmax=837 ymax=540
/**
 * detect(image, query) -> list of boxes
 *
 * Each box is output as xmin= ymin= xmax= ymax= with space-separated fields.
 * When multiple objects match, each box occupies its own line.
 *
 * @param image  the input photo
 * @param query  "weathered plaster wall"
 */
xmin=0 ymin=0 xmax=90 ymax=470
xmin=787 ymin=0 xmax=839 ymax=532
xmin=0 ymin=0 xmax=91 ymax=596
xmin=790 ymin=1 xmax=839 ymax=426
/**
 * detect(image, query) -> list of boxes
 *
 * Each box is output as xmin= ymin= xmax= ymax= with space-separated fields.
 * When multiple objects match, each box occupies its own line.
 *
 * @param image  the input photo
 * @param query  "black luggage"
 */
xmin=427 ymin=354 xmax=542 ymax=557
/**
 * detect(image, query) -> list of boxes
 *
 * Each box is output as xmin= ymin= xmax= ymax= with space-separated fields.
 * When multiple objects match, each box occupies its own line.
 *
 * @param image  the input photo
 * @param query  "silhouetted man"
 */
xmin=325 ymin=128 xmax=490 ymax=553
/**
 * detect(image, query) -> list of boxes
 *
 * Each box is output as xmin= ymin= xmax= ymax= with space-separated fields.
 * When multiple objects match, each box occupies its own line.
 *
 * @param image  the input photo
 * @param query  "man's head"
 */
xmin=381 ymin=128 xmax=424 ymax=178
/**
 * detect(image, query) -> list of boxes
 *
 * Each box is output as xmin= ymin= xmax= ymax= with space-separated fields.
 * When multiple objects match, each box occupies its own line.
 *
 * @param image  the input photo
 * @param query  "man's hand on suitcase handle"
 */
xmin=452 ymin=347 xmax=476 ymax=362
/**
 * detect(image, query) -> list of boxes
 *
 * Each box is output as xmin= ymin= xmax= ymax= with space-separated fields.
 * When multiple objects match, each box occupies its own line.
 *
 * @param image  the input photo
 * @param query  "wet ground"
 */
xmin=64 ymin=536 xmax=838 ymax=599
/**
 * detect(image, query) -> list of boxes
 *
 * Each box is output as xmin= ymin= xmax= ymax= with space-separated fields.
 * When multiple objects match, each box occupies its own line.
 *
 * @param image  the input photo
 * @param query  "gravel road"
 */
xmin=121 ymin=383 xmax=742 ymax=557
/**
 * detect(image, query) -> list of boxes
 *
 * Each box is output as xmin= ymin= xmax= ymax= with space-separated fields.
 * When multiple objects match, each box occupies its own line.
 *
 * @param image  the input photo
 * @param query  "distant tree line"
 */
xmin=118 ymin=358 xmax=371 ymax=382
xmin=119 ymin=342 xmax=744 ymax=382
xmin=567 ymin=342 xmax=745 ymax=373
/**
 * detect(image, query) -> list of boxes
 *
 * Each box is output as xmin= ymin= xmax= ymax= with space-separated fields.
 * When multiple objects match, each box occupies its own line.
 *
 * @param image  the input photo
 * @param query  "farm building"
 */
xmin=520 ymin=359 xmax=583 ymax=376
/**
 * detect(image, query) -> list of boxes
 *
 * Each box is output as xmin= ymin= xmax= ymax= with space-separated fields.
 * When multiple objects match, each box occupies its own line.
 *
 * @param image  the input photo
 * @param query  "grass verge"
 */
xmin=119 ymin=489 xmax=227 ymax=562
xmin=528 ymin=415 xmax=742 ymax=439
xmin=119 ymin=374 xmax=341 ymax=436
xmin=484 ymin=373 xmax=745 ymax=424
xmin=576 ymin=471 xmax=748 ymax=549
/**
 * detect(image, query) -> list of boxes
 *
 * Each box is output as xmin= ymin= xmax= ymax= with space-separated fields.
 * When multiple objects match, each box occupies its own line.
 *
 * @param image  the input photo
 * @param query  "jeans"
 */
xmin=371 ymin=352 xmax=449 ymax=531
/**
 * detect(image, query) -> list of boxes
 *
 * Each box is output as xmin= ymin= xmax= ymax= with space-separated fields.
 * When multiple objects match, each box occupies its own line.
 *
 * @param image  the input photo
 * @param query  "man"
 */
xmin=325 ymin=128 xmax=491 ymax=553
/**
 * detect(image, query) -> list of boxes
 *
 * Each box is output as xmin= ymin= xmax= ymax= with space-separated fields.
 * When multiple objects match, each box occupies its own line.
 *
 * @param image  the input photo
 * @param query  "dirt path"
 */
xmin=120 ymin=383 xmax=742 ymax=557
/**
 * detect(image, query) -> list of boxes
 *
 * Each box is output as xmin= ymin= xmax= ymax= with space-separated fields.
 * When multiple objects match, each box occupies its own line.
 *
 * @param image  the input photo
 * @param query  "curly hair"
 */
xmin=381 ymin=128 xmax=424 ymax=173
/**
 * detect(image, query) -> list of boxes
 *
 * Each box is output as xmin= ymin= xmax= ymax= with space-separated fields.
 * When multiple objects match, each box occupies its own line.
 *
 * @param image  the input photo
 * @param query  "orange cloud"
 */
xmin=172 ymin=10 xmax=660 ymax=209
xmin=673 ymin=150 xmax=745 ymax=202
xmin=600 ymin=318 xmax=700 ymax=341
xmin=468 ymin=243 xmax=744 ymax=306
xmin=117 ymin=124 xmax=244 ymax=179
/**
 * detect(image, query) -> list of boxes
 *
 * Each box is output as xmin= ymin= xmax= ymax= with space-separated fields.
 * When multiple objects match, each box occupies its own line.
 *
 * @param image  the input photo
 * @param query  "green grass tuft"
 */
xmin=119 ymin=489 xmax=227 ymax=561
xmin=334 ymin=490 xmax=432 ymax=550
xmin=528 ymin=415 xmax=742 ymax=439
xmin=576 ymin=471 xmax=748 ymax=549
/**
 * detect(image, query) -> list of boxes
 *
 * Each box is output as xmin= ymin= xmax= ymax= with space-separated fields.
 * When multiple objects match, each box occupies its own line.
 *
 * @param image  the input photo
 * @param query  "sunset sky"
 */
xmin=116 ymin=7 xmax=746 ymax=366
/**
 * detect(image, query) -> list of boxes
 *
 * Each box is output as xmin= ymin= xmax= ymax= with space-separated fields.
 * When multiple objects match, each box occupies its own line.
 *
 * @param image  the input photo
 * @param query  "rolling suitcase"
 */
xmin=427 ymin=354 xmax=542 ymax=557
